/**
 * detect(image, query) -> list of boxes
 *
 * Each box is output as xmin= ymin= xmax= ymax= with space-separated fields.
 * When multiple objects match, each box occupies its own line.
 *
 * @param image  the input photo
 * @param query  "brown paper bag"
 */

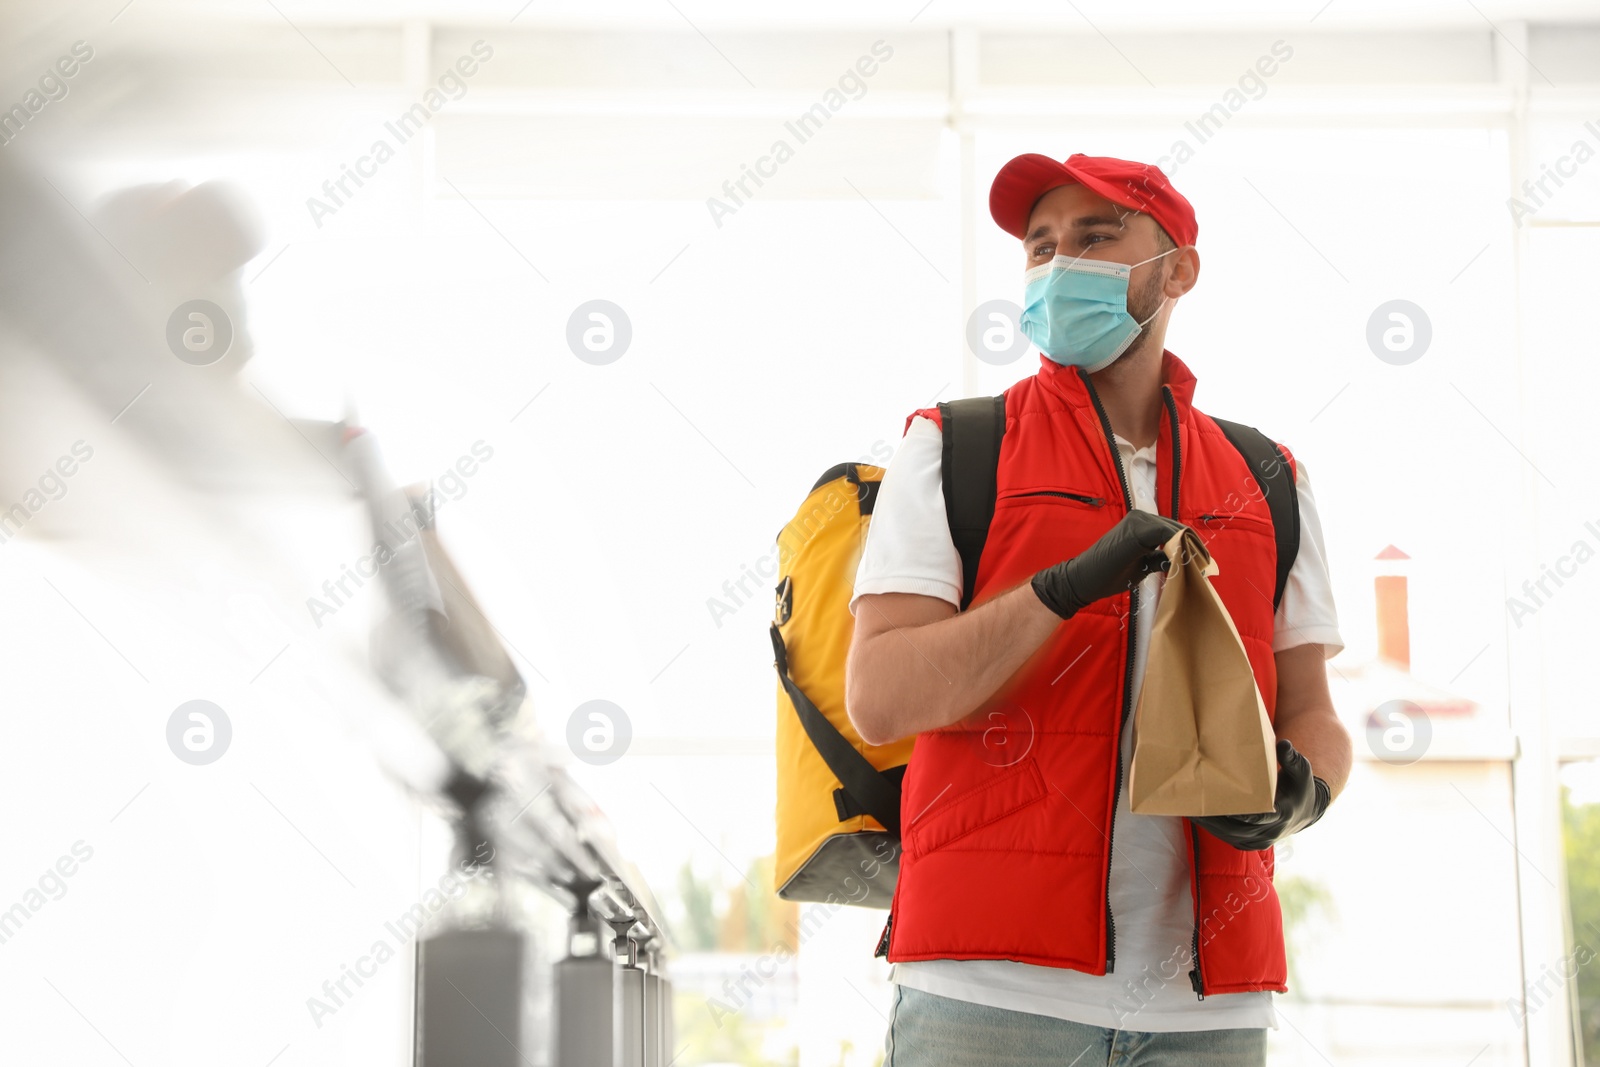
xmin=1128 ymin=528 xmax=1278 ymax=816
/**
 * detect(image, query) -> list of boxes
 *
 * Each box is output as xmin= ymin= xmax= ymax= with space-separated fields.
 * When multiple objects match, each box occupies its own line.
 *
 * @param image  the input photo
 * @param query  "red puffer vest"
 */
xmin=878 ymin=350 xmax=1293 ymax=997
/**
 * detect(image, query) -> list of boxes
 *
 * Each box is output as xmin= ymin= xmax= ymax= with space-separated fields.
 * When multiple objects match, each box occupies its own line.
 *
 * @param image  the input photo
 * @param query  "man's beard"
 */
xmin=1114 ymin=264 xmax=1168 ymax=365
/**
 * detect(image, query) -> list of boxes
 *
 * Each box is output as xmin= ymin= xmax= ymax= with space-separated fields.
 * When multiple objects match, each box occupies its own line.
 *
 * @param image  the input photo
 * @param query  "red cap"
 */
xmin=989 ymin=153 xmax=1198 ymax=248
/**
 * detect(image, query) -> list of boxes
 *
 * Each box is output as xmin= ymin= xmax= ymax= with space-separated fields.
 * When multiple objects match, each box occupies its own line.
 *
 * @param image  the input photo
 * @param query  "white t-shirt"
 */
xmin=851 ymin=414 xmax=1344 ymax=1033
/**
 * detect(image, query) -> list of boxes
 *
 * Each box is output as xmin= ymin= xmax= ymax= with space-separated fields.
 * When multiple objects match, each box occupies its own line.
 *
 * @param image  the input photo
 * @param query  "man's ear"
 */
xmin=1167 ymin=246 xmax=1200 ymax=297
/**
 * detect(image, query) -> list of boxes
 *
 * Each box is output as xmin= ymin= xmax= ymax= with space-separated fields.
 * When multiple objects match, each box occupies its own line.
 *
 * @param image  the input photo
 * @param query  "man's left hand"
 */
xmin=1192 ymin=738 xmax=1330 ymax=851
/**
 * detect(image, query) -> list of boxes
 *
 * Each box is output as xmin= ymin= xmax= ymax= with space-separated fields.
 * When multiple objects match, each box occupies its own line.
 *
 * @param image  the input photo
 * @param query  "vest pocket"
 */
xmin=1191 ymin=511 xmax=1272 ymax=535
xmin=998 ymin=487 xmax=1106 ymax=509
xmin=905 ymin=756 xmax=1049 ymax=855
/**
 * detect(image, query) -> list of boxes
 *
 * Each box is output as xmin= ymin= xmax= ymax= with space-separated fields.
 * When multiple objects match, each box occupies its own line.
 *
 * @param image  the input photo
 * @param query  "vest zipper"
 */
xmin=1163 ymin=386 xmax=1206 ymax=1001
xmin=874 ymin=911 xmax=892 ymax=958
xmin=1162 ymin=387 xmax=1181 ymax=518
xmin=1081 ymin=373 xmax=1137 ymax=974
xmin=1189 ymin=822 xmax=1206 ymax=999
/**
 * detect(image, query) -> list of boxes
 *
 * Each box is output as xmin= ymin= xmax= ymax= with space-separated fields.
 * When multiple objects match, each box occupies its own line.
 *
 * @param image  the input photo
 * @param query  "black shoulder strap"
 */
xmin=770 ymin=624 xmax=901 ymax=837
xmin=939 ymin=395 xmax=1007 ymax=611
xmin=1211 ymin=418 xmax=1300 ymax=612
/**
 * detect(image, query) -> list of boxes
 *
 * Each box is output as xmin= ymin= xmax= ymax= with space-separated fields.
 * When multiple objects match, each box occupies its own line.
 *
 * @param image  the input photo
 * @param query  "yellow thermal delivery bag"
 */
xmin=772 ymin=462 xmax=911 ymax=909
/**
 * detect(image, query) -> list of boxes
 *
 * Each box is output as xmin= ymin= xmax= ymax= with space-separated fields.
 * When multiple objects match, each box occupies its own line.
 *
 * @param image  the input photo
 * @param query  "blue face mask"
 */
xmin=1020 ymin=247 xmax=1176 ymax=372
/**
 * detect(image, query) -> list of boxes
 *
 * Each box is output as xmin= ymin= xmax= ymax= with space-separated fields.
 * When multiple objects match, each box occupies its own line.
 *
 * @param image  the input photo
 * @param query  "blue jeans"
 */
xmin=884 ymin=985 xmax=1266 ymax=1066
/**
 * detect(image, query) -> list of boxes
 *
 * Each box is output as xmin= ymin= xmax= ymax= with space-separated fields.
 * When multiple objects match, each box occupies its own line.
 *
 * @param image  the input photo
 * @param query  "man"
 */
xmin=845 ymin=153 xmax=1351 ymax=1065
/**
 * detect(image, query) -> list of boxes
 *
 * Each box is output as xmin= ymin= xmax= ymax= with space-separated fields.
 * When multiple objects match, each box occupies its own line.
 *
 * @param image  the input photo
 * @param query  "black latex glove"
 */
xmin=1030 ymin=510 xmax=1201 ymax=621
xmin=1192 ymin=738 xmax=1331 ymax=851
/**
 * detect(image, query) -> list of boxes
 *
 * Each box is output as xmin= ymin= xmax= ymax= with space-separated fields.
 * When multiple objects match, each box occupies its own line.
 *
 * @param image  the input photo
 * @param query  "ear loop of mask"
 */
xmin=1130 ymin=245 xmax=1179 ymax=271
xmin=1135 ymin=296 xmax=1168 ymax=330
xmin=1132 ymin=247 xmax=1184 ymax=327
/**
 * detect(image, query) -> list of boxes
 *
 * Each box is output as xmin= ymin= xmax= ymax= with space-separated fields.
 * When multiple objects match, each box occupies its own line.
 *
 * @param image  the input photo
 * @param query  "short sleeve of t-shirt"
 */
xmin=849 ymin=415 xmax=963 ymax=610
xmin=850 ymin=415 xmax=1344 ymax=659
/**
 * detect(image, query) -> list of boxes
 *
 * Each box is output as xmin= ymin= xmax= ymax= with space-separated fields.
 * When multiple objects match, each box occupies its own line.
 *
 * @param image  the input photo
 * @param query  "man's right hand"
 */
xmin=1030 ymin=511 xmax=1198 ymax=620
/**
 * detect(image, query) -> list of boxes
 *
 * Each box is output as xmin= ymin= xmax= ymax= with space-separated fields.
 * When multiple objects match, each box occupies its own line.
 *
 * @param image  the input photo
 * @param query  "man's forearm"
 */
xmin=846 ymin=583 xmax=1062 ymax=744
xmin=1275 ymin=709 xmax=1352 ymax=801
xmin=1270 ymin=644 xmax=1353 ymax=803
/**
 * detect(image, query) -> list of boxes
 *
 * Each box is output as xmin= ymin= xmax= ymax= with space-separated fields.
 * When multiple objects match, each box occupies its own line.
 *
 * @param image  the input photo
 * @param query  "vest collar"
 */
xmin=1033 ymin=348 xmax=1198 ymax=413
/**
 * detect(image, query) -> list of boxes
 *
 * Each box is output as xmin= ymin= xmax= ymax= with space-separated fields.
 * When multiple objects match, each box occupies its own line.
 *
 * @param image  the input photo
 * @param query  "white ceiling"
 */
xmin=13 ymin=0 xmax=1600 ymax=35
